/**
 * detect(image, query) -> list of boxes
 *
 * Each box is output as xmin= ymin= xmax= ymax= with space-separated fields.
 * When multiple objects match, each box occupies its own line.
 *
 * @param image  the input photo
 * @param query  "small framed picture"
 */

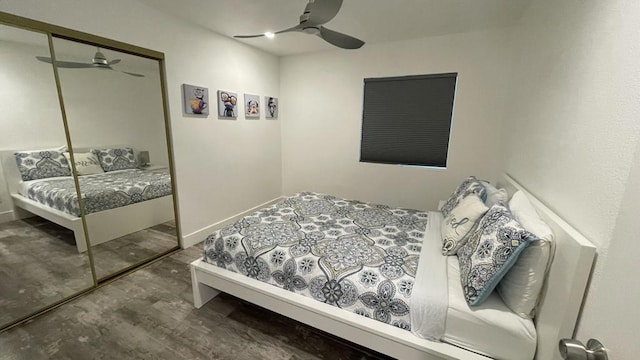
xmin=265 ymin=96 xmax=278 ymax=119
xmin=218 ymin=90 xmax=238 ymax=119
xmin=244 ymin=94 xmax=260 ymax=119
xmin=183 ymin=84 xmax=209 ymax=116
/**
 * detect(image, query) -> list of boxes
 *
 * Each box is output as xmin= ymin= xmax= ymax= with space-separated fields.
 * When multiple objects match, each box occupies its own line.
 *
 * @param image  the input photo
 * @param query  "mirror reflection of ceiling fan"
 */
xmin=36 ymin=47 xmax=144 ymax=77
xmin=234 ymin=0 xmax=365 ymax=50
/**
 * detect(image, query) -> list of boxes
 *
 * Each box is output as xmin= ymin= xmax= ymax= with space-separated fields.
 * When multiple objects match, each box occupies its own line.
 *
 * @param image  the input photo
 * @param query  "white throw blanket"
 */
xmin=410 ymin=211 xmax=449 ymax=340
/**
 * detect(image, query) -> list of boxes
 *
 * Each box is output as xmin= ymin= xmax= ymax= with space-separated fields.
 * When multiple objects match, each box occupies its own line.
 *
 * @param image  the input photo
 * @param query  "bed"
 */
xmin=1 ymin=149 xmax=175 ymax=253
xmin=190 ymin=174 xmax=596 ymax=360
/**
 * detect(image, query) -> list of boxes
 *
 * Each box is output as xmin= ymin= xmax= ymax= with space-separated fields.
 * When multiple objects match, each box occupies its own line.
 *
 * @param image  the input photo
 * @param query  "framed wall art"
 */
xmin=218 ymin=90 xmax=238 ymax=119
xmin=183 ymin=84 xmax=209 ymax=116
xmin=265 ymin=96 xmax=278 ymax=119
xmin=244 ymin=94 xmax=260 ymax=119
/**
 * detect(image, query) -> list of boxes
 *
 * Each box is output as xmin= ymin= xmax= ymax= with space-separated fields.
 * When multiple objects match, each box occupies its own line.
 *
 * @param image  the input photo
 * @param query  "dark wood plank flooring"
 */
xmin=0 ymin=217 xmax=179 ymax=328
xmin=0 ymin=243 xmax=392 ymax=360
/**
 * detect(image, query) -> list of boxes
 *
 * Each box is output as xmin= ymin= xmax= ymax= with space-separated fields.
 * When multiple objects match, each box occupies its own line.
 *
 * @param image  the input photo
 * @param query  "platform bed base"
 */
xmin=11 ymin=194 xmax=174 ymax=253
xmin=190 ymin=259 xmax=488 ymax=360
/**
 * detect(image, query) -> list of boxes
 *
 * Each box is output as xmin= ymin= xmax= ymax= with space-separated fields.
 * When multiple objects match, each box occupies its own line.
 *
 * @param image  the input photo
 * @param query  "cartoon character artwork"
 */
xmin=244 ymin=94 xmax=260 ymax=119
xmin=183 ymin=84 xmax=210 ymax=115
xmin=218 ymin=90 xmax=238 ymax=119
xmin=265 ymin=96 xmax=278 ymax=119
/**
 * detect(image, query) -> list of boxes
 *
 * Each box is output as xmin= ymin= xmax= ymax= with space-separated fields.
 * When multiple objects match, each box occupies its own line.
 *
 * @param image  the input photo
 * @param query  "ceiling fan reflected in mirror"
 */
xmin=36 ymin=47 xmax=145 ymax=77
xmin=234 ymin=0 xmax=365 ymax=50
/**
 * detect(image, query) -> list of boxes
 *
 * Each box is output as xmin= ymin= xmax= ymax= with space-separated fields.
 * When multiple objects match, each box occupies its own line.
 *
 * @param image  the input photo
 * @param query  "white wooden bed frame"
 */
xmin=190 ymin=174 xmax=596 ymax=360
xmin=1 ymin=150 xmax=174 ymax=253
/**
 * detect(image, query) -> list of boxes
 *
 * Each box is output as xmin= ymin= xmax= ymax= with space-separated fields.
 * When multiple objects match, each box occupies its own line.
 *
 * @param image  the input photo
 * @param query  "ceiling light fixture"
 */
xmin=264 ymin=32 xmax=275 ymax=39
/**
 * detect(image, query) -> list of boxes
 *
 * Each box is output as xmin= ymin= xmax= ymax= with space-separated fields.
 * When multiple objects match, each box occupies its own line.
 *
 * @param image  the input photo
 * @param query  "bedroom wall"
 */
xmin=0 ymin=39 xmax=69 ymax=221
xmin=279 ymin=28 xmax=512 ymax=210
xmin=0 ymin=0 xmax=282 ymax=246
xmin=503 ymin=0 xmax=640 ymax=357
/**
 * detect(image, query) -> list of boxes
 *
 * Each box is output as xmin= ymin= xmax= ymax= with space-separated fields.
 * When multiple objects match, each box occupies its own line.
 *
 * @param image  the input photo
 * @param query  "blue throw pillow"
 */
xmin=457 ymin=203 xmax=537 ymax=306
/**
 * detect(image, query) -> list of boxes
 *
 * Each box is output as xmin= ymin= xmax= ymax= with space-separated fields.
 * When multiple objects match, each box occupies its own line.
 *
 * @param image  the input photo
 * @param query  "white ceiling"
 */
xmin=138 ymin=0 xmax=532 ymax=57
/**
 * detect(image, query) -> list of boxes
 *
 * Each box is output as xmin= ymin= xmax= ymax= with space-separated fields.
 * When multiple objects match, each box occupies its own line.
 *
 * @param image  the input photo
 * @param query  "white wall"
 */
xmin=280 ymin=28 xmax=512 ymax=210
xmin=0 ymin=0 xmax=282 ymax=246
xmin=0 ymin=38 xmax=69 ymax=220
xmin=503 ymin=0 xmax=640 ymax=357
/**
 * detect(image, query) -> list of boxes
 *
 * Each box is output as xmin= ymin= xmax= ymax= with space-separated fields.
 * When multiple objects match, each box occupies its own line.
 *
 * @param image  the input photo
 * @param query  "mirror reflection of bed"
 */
xmin=51 ymin=36 xmax=179 ymax=280
xmin=0 ymin=21 xmax=180 ymax=328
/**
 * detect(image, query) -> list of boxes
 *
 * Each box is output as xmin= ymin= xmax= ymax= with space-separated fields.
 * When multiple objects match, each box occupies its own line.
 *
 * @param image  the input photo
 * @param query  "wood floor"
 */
xmin=0 ymin=216 xmax=179 ymax=328
xmin=0 ymin=243 xmax=392 ymax=360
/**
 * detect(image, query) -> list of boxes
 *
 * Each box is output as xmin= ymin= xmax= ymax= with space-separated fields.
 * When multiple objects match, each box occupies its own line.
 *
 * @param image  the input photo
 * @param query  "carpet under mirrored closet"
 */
xmin=0 ymin=243 xmax=390 ymax=360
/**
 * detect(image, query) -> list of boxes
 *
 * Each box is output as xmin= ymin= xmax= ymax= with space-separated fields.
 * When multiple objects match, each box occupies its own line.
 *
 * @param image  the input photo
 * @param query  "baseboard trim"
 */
xmin=0 ymin=210 xmax=14 ymax=223
xmin=182 ymin=196 xmax=284 ymax=249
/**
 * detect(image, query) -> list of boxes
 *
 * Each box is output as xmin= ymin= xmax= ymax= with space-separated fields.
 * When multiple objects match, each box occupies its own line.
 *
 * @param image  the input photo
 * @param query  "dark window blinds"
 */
xmin=360 ymin=73 xmax=457 ymax=167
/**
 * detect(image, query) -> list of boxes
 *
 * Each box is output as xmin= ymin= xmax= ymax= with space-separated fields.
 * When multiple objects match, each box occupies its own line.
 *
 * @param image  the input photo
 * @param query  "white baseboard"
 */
xmin=181 ymin=196 xmax=284 ymax=249
xmin=0 ymin=209 xmax=14 ymax=223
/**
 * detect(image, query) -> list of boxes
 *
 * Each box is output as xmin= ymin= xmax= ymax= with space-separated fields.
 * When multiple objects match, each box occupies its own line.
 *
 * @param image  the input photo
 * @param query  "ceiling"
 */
xmin=138 ymin=0 xmax=532 ymax=57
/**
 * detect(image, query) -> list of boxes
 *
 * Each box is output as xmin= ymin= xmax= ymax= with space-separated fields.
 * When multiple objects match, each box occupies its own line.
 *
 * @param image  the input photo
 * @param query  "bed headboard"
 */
xmin=0 ymin=146 xmax=140 ymax=196
xmin=0 ymin=150 xmax=23 ymax=195
xmin=498 ymin=174 xmax=596 ymax=360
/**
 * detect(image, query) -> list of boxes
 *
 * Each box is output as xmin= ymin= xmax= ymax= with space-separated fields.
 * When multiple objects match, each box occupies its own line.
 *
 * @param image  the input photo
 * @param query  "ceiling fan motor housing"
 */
xmin=92 ymin=51 xmax=109 ymax=66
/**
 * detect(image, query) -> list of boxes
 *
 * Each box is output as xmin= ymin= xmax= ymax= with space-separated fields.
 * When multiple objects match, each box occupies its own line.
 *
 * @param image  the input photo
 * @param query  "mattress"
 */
xmin=443 ymin=256 xmax=537 ymax=360
xmin=17 ymin=168 xmax=172 ymax=216
xmin=203 ymin=192 xmax=447 ymax=334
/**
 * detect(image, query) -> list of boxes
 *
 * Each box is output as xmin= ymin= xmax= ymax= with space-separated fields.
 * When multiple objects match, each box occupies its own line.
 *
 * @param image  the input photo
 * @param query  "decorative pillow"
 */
xmin=458 ymin=203 xmax=537 ymax=306
xmin=497 ymin=190 xmax=554 ymax=318
xmin=14 ymin=149 xmax=71 ymax=181
xmin=441 ymin=194 xmax=489 ymax=255
xmin=63 ymin=152 xmax=104 ymax=176
xmin=92 ymin=147 xmax=137 ymax=172
xmin=481 ymin=181 xmax=509 ymax=207
xmin=440 ymin=176 xmax=487 ymax=217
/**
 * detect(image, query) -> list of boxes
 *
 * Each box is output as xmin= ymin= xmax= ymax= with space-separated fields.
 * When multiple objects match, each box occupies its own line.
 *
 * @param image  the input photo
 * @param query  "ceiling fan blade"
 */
xmin=234 ymin=23 xmax=304 ymax=39
xmin=104 ymin=67 xmax=145 ymax=77
xmin=36 ymin=56 xmax=96 ymax=68
xmin=35 ymin=56 xmax=53 ymax=64
xmin=108 ymin=59 xmax=121 ymax=65
xmin=234 ymin=34 xmax=265 ymax=39
xmin=319 ymin=26 xmax=365 ymax=49
xmin=275 ymin=23 xmax=305 ymax=34
xmin=121 ymin=71 xmax=145 ymax=77
xmin=306 ymin=0 xmax=343 ymax=25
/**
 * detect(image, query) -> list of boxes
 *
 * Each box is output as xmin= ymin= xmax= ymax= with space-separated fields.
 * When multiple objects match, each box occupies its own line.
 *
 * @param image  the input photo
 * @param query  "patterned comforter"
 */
xmin=203 ymin=192 xmax=429 ymax=331
xmin=21 ymin=169 xmax=172 ymax=216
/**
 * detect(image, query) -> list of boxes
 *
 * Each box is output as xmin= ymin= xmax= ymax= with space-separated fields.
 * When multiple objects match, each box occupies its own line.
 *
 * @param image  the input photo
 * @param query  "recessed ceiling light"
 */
xmin=264 ymin=32 xmax=275 ymax=39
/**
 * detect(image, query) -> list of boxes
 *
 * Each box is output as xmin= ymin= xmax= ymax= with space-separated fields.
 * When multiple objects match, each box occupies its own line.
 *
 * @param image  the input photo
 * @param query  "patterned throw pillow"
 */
xmin=440 ymin=176 xmax=486 ymax=218
xmin=63 ymin=152 xmax=104 ymax=176
xmin=14 ymin=149 xmax=71 ymax=181
xmin=441 ymin=194 xmax=489 ymax=255
xmin=458 ymin=203 xmax=537 ymax=306
xmin=92 ymin=147 xmax=137 ymax=172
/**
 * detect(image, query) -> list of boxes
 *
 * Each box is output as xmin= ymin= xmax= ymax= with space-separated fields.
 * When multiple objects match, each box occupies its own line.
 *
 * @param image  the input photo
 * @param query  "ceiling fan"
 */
xmin=36 ymin=48 xmax=144 ymax=77
xmin=234 ymin=0 xmax=364 ymax=50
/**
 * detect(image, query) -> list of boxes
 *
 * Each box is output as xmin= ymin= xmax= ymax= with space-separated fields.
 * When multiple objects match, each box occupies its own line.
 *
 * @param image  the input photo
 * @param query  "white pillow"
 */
xmin=441 ymin=194 xmax=488 ymax=255
xmin=482 ymin=181 xmax=509 ymax=207
xmin=63 ymin=152 xmax=104 ymax=176
xmin=497 ymin=190 xmax=554 ymax=318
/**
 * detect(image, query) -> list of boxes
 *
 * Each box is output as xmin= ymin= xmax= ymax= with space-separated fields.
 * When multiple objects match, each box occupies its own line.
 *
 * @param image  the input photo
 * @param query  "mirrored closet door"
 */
xmin=52 ymin=37 xmax=180 ymax=280
xmin=0 ymin=24 xmax=94 ymax=329
xmin=0 ymin=11 xmax=180 ymax=331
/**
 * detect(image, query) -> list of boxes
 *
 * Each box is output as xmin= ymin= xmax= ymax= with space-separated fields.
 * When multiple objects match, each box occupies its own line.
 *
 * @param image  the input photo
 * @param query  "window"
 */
xmin=360 ymin=73 xmax=457 ymax=168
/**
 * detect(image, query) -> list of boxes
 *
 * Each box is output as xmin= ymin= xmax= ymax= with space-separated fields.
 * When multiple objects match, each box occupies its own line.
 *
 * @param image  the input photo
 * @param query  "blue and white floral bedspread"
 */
xmin=203 ymin=192 xmax=429 ymax=331
xmin=22 ymin=169 xmax=172 ymax=216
